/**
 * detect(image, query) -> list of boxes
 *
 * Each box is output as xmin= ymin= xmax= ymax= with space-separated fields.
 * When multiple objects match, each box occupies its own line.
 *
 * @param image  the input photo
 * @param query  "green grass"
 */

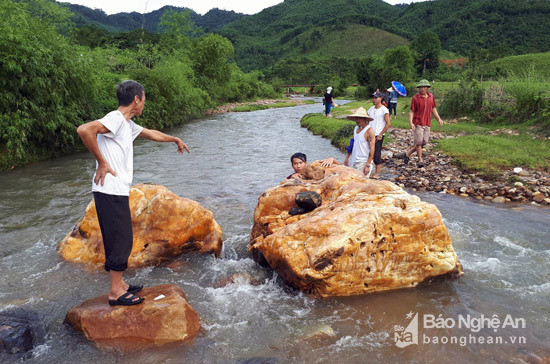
xmin=489 ymin=52 xmax=550 ymax=79
xmin=291 ymin=24 xmax=409 ymax=58
xmin=301 ymin=97 xmax=550 ymax=177
xmin=301 ymin=113 xmax=355 ymax=149
xmin=435 ymin=134 xmax=550 ymax=177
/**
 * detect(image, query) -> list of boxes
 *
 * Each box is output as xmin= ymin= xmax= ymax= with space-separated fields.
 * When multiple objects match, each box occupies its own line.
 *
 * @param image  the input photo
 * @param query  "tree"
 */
xmin=410 ymin=30 xmax=441 ymax=75
xmin=158 ymin=9 xmax=201 ymax=51
xmin=382 ymin=46 xmax=415 ymax=86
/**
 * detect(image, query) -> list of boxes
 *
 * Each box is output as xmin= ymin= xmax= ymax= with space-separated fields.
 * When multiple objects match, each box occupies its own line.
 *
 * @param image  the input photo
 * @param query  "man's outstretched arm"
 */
xmin=138 ymin=128 xmax=190 ymax=154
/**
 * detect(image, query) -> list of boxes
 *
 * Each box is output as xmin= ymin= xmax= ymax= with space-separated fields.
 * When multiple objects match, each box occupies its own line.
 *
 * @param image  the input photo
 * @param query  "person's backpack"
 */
xmin=322 ymin=98 xmax=326 ymax=106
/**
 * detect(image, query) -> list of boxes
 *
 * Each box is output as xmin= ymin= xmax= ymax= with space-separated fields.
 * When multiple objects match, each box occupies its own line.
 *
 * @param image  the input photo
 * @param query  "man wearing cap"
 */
xmin=324 ymin=86 xmax=334 ymax=118
xmin=368 ymin=91 xmax=391 ymax=179
xmin=344 ymin=107 xmax=375 ymax=177
xmin=404 ymin=79 xmax=443 ymax=168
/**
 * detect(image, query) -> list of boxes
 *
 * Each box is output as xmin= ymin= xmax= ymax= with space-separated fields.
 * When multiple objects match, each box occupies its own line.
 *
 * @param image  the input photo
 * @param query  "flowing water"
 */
xmin=0 ymin=101 xmax=549 ymax=363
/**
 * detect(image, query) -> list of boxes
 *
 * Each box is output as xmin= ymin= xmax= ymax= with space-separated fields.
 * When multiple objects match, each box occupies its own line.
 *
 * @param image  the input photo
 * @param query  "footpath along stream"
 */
xmin=0 ymin=101 xmax=549 ymax=363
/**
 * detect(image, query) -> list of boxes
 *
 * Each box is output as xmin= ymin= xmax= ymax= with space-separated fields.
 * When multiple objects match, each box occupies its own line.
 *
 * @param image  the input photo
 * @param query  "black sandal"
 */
xmin=108 ymin=292 xmax=144 ymax=306
xmin=127 ymin=284 xmax=143 ymax=294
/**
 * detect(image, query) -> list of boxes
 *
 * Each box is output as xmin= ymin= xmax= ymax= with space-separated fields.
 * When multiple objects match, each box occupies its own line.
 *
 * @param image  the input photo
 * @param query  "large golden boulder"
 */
xmin=65 ymin=284 xmax=200 ymax=350
xmin=58 ymin=183 xmax=223 ymax=267
xmin=249 ymin=163 xmax=463 ymax=297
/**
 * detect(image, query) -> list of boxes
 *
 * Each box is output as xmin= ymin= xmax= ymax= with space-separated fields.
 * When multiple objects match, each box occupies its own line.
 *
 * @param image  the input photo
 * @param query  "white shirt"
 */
xmin=92 ymin=110 xmax=143 ymax=196
xmin=368 ymin=105 xmax=389 ymax=136
xmin=349 ymin=124 xmax=372 ymax=165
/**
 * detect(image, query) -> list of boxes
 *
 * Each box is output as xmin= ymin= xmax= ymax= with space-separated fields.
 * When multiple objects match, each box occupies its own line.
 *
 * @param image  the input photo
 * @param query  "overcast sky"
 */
xmin=56 ymin=0 xmax=421 ymax=15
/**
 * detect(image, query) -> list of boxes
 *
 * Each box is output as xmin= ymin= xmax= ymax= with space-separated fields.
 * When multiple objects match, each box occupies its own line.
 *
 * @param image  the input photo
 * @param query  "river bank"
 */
xmin=383 ymin=128 xmax=550 ymax=206
xmin=205 ymin=98 xmax=313 ymax=114
xmin=300 ymin=102 xmax=550 ymax=206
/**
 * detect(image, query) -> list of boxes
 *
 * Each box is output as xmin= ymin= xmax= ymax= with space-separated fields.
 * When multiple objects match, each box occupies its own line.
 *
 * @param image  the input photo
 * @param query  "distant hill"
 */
xmin=61 ymin=3 xmax=246 ymax=32
xmin=395 ymin=0 xmax=550 ymax=55
xmin=60 ymin=0 xmax=550 ymax=72
xmin=217 ymin=0 xmax=403 ymax=71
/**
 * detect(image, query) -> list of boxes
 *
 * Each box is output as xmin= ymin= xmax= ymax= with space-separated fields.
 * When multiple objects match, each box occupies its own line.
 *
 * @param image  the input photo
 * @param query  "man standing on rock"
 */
xmin=404 ymin=79 xmax=443 ymax=168
xmin=77 ymin=80 xmax=189 ymax=306
xmin=344 ymin=107 xmax=375 ymax=177
xmin=368 ymin=91 xmax=391 ymax=179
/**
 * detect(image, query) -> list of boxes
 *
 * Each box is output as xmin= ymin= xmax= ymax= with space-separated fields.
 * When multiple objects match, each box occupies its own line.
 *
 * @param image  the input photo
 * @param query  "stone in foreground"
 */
xmin=58 ymin=183 xmax=223 ymax=267
xmin=65 ymin=284 xmax=200 ymax=350
xmin=249 ymin=163 xmax=463 ymax=297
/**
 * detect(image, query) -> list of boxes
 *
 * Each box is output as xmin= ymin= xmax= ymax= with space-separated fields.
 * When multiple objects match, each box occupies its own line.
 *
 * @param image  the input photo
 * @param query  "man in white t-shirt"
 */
xmin=368 ymin=91 xmax=391 ymax=180
xmin=77 ymin=80 xmax=189 ymax=306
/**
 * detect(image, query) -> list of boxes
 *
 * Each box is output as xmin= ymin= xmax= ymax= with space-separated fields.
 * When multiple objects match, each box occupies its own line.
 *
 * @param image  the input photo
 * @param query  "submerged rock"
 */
xmin=0 ymin=309 xmax=45 ymax=354
xmin=58 ymin=184 xmax=223 ymax=268
xmin=65 ymin=284 xmax=200 ymax=350
xmin=249 ymin=163 xmax=463 ymax=297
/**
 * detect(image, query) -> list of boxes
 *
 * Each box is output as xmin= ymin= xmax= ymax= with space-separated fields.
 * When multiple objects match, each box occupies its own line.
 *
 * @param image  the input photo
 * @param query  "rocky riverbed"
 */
xmin=205 ymin=98 xmax=311 ymax=114
xmin=383 ymin=128 xmax=550 ymax=206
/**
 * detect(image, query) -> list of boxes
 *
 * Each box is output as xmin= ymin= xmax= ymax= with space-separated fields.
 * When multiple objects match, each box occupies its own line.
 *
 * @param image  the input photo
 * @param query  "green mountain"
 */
xmin=61 ymin=0 xmax=550 ymax=72
xmin=217 ymin=0 xmax=403 ymax=71
xmin=395 ymin=0 xmax=550 ymax=55
xmin=62 ymin=3 xmax=246 ymax=32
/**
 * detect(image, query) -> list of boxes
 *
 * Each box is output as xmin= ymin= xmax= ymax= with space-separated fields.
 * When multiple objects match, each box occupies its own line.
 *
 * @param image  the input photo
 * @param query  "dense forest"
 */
xmin=1 ymin=0 xmax=550 ymax=170
xmin=63 ymin=3 xmax=246 ymax=32
xmin=0 ymin=0 xmax=275 ymax=170
xmin=66 ymin=0 xmax=550 ymax=80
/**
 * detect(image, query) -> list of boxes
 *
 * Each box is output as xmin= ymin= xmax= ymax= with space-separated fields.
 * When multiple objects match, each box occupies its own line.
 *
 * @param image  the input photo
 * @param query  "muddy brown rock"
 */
xmin=249 ymin=163 xmax=463 ymax=297
xmin=65 ymin=284 xmax=200 ymax=350
xmin=58 ymin=184 xmax=223 ymax=268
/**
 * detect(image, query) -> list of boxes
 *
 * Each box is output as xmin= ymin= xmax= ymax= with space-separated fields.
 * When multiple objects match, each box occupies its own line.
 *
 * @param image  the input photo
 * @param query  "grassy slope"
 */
xmin=220 ymin=0 xmax=402 ymax=70
xmin=488 ymin=52 xmax=550 ymax=78
xmin=289 ymin=24 xmax=409 ymax=58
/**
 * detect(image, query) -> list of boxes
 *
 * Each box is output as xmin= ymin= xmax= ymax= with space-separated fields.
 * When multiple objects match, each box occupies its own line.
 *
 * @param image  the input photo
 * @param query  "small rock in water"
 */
xmin=492 ymin=196 xmax=506 ymax=203
xmin=0 ymin=309 xmax=45 ymax=355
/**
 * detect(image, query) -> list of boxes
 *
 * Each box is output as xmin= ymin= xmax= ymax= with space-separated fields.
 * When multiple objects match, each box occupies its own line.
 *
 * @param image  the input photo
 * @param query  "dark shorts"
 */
xmin=388 ymin=102 xmax=397 ymax=116
xmin=93 ymin=192 xmax=133 ymax=272
xmin=373 ymin=135 xmax=384 ymax=165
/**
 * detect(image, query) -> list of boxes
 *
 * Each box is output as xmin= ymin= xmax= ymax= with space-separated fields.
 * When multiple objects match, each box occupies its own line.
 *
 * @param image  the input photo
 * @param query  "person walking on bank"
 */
xmin=404 ymin=79 xmax=443 ymax=168
xmin=388 ymin=87 xmax=399 ymax=119
xmin=368 ymin=91 xmax=391 ymax=179
xmin=324 ymin=86 xmax=334 ymax=117
xmin=77 ymin=80 xmax=190 ymax=306
xmin=344 ymin=107 xmax=375 ymax=177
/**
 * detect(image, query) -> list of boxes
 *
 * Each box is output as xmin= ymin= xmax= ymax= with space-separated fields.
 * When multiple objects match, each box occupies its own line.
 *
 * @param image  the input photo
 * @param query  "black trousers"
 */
xmin=373 ymin=136 xmax=384 ymax=165
xmin=93 ymin=192 xmax=133 ymax=272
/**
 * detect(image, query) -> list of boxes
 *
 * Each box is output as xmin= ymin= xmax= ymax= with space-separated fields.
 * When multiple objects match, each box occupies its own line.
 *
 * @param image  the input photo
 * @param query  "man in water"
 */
xmin=403 ymin=79 xmax=443 ymax=168
xmin=77 ymin=80 xmax=189 ymax=306
xmin=287 ymin=152 xmax=337 ymax=179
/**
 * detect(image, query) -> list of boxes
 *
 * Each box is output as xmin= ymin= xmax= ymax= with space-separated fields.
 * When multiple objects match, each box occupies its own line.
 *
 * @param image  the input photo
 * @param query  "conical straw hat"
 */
xmin=346 ymin=107 xmax=373 ymax=121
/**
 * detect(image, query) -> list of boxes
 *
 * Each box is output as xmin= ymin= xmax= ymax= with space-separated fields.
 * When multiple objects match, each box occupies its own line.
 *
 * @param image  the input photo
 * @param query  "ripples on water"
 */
xmin=0 ymin=102 xmax=549 ymax=363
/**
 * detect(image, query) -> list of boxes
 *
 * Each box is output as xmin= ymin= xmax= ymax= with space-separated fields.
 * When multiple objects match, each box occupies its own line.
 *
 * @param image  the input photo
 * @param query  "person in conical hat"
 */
xmin=344 ymin=107 xmax=376 ymax=177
